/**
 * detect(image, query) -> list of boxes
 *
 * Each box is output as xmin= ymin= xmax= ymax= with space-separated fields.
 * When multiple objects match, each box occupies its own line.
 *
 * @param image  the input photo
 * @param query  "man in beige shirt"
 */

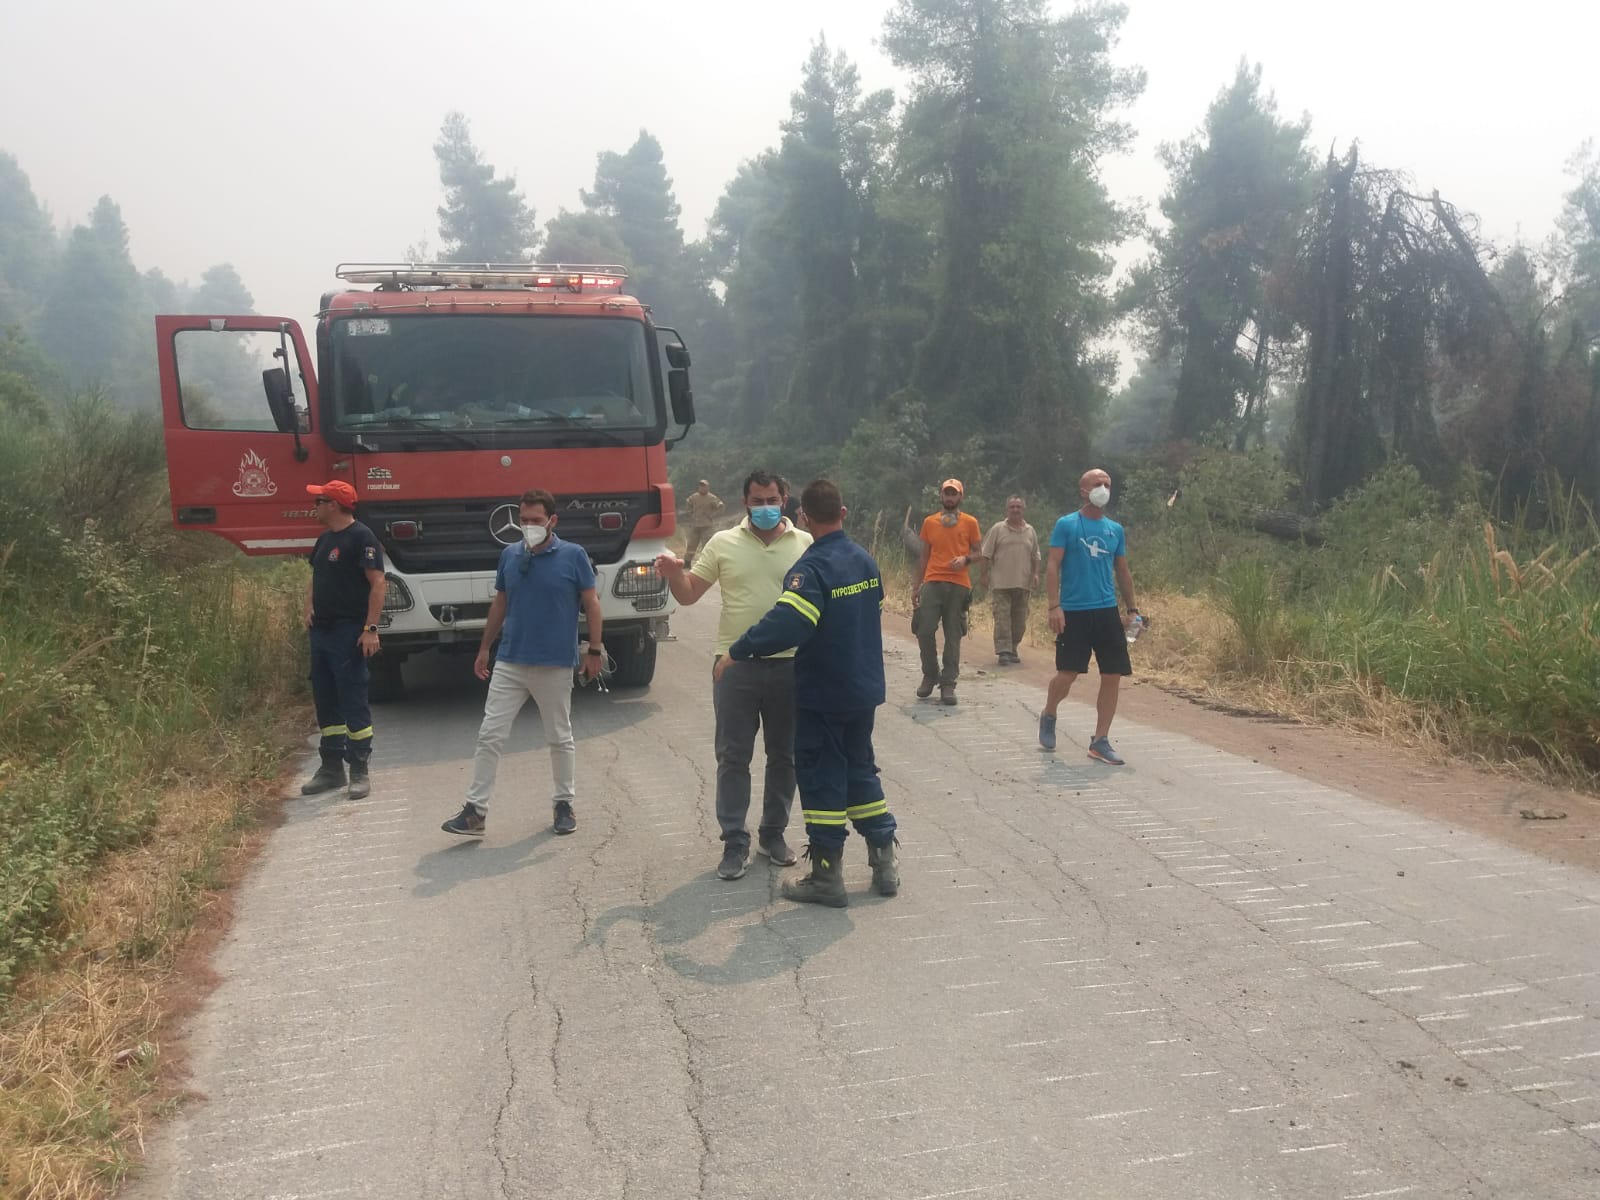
xmin=979 ymin=495 xmax=1041 ymax=665
xmin=681 ymin=479 xmax=725 ymax=564
xmin=657 ymin=471 xmax=811 ymax=880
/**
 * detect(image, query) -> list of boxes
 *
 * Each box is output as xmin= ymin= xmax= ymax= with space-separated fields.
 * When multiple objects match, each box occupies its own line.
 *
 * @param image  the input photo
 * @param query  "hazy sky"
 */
xmin=3 ymin=0 xmax=1595 ymax=353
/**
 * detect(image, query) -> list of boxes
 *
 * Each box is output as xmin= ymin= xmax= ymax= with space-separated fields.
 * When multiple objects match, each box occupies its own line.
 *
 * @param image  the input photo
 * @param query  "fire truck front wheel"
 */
xmin=606 ymin=634 xmax=657 ymax=689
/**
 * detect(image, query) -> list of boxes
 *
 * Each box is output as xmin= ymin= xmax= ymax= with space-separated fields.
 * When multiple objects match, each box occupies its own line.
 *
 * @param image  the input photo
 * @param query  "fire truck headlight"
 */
xmin=612 ymin=562 xmax=666 ymax=599
xmin=382 ymin=574 xmax=414 ymax=614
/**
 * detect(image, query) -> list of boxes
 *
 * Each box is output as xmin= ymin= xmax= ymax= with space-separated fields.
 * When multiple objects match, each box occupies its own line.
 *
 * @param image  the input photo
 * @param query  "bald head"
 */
xmin=1080 ymin=469 xmax=1112 ymax=513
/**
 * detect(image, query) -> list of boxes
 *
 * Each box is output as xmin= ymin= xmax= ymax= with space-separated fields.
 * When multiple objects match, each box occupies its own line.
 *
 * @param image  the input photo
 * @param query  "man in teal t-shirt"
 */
xmin=1038 ymin=468 xmax=1140 ymax=765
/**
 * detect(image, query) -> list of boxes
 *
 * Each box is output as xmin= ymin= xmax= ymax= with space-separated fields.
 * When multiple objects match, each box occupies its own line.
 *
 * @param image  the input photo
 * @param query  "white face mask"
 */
xmin=522 ymin=523 xmax=548 ymax=549
xmin=1088 ymin=485 xmax=1111 ymax=509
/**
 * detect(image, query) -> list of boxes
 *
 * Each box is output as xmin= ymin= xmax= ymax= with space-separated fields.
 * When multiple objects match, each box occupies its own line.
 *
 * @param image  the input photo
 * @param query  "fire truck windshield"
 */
xmin=329 ymin=314 xmax=659 ymax=441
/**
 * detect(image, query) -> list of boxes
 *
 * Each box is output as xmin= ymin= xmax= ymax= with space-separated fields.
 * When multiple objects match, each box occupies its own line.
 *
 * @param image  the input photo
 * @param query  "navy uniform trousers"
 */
xmin=308 ymin=619 xmax=374 ymax=765
xmin=795 ymin=706 xmax=896 ymax=853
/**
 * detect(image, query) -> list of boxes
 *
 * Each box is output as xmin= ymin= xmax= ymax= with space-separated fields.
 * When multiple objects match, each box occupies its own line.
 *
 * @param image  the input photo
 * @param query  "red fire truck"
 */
xmin=156 ymin=263 xmax=693 ymax=698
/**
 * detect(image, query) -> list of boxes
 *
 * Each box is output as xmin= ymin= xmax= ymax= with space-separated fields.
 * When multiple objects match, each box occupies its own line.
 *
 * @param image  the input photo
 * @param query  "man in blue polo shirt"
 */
xmin=442 ymin=488 xmax=604 ymax=837
xmin=1039 ymin=468 xmax=1140 ymax=765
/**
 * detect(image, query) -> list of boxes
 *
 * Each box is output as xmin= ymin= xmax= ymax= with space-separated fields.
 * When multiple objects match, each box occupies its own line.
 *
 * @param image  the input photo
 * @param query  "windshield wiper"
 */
xmin=494 ymin=410 xmax=590 ymax=426
xmin=353 ymin=417 xmax=478 ymax=449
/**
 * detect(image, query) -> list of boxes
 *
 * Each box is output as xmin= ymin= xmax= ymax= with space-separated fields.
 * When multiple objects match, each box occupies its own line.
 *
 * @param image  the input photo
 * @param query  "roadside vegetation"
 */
xmin=0 ymin=380 xmax=305 ymax=1197
xmin=818 ymin=451 xmax=1600 ymax=783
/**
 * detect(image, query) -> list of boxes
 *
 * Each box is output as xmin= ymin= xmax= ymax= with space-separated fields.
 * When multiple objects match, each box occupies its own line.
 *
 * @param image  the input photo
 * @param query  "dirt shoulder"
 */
xmin=884 ymin=620 xmax=1600 ymax=875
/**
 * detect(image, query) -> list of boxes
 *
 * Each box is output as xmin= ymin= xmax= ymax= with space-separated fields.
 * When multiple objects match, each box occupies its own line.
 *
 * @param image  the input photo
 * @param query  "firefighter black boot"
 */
xmin=300 ymin=751 xmax=346 ymax=796
xmin=347 ymin=758 xmax=371 ymax=800
xmin=867 ymin=838 xmax=900 ymax=897
xmin=781 ymin=844 xmax=849 ymax=908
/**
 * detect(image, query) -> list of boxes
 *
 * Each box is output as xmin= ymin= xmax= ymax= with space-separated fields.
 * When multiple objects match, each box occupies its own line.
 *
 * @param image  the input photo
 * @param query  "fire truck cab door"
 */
xmin=156 ymin=315 xmax=332 ymax=555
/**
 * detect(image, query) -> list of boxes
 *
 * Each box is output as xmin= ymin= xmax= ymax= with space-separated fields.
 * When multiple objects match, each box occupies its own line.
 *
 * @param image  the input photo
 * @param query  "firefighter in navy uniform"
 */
xmin=300 ymin=479 xmax=387 ymax=800
xmin=718 ymin=479 xmax=898 ymax=907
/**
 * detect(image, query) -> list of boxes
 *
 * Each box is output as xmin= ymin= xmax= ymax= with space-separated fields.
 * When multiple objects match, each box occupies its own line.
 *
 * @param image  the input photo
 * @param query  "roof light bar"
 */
xmin=334 ymin=263 xmax=630 ymax=292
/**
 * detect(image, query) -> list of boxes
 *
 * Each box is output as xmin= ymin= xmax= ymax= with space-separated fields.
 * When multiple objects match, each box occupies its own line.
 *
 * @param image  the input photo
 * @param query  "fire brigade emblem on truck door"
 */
xmin=232 ymin=449 xmax=278 ymax=498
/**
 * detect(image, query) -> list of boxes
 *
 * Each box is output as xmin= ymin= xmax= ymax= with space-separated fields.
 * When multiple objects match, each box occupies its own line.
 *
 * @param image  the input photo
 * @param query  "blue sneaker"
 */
xmin=442 ymin=802 xmax=486 ymax=836
xmin=1087 ymin=737 xmax=1125 ymax=766
xmin=1038 ymin=712 xmax=1057 ymax=751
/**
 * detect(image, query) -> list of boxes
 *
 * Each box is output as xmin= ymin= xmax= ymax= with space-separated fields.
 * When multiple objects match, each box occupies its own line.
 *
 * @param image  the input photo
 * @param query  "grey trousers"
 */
xmin=712 ymin=657 xmax=797 ymax=848
xmin=915 ymin=580 xmax=969 ymax=685
xmin=467 ymin=662 xmax=575 ymax=810
xmin=992 ymin=587 xmax=1031 ymax=655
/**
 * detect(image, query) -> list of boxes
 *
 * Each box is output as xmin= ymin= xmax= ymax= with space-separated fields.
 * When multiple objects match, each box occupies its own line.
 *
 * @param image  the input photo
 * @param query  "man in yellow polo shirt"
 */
xmin=657 ymin=471 xmax=813 ymax=880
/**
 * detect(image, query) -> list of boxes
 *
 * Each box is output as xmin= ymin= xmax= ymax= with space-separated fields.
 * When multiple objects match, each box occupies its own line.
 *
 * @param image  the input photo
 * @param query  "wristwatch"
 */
xmin=585 ymin=646 xmax=604 ymax=657
xmin=362 ymin=624 xmax=379 ymax=633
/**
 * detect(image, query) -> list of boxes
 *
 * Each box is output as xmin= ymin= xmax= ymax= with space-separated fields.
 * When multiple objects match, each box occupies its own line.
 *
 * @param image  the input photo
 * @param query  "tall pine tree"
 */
xmin=433 ymin=113 xmax=538 ymax=263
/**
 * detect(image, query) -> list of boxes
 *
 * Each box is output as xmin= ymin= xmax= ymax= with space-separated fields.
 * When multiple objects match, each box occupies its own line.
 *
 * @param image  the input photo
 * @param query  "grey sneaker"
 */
xmin=553 ymin=800 xmax=577 ymax=834
xmin=1087 ymin=737 xmax=1126 ymax=766
xmin=717 ymin=844 xmax=749 ymax=880
xmin=1038 ymin=712 xmax=1057 ymax=751
xmin=757 ymin=834 xmax=797 ymax=866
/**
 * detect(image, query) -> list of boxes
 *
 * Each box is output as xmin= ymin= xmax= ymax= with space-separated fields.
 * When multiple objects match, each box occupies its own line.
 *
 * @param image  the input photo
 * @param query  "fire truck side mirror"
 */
xmin=668 ymin=368 xmax=694 ymax=426
xmin=262 ymin=367 xmax=297 ymax=434
xmin=665 ymin=342 xmax=691 ymax=370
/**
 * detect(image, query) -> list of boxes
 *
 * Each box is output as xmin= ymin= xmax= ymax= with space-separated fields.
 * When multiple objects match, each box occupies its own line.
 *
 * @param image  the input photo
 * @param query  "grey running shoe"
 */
xmin=1087 ymin=737 xmax=1126 ymax=766
xmin=1038 ymin=712 xmax=1057 ymax=751
xmin=757 ymin=834 xmax=798 ymax=866
xmin=717 ymin=844 xmax=749 ymax=880
xmin=553 ymin=800 xmax=577 ymax=834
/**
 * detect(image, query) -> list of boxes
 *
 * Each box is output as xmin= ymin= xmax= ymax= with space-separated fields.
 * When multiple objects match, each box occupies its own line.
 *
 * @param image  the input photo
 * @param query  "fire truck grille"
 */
xmin=360 ymin=493 xmax=659 ymax=574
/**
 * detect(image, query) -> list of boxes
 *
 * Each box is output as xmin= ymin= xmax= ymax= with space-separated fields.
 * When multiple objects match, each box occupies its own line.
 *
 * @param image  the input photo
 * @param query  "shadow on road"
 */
xmin=368 ymin=649 xmax=664 ymax=770
xmin=588 ymin=871 xmax=854 ymax=987
xmin=411 ymin=828 xmax=560 ymax=898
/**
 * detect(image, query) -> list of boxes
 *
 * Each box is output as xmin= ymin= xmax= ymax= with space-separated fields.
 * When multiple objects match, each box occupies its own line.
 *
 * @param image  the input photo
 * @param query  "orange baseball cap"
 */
xmin=940 ymin=478 xmax=964 ymax=495
xmin=307 ymin=480 xmax=357 ymax=507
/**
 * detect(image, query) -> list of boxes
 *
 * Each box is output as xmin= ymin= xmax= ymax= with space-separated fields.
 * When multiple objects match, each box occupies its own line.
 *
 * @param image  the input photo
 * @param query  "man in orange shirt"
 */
xmin=913 ymin=478 xmax=983 ymax=706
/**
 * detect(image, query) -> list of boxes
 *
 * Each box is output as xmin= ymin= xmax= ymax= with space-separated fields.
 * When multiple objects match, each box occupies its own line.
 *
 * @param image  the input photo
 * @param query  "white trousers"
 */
xmin=466 ymin=662 xmax=576 ymax=810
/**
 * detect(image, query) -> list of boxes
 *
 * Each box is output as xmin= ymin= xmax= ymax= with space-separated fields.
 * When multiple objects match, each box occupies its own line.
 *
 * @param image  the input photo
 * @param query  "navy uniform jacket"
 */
xmin=727 ymin=529 xmax=886 ymax=711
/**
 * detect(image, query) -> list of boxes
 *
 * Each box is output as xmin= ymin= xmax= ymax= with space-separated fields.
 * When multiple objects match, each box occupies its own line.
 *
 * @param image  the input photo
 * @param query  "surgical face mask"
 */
xmin=1088 ymin=485 xmax=1111 ymax=509
xmin=748 ymin=504 xmax=783 ymax=531
xmin=522 ymin=523 xmax=549 ymax=550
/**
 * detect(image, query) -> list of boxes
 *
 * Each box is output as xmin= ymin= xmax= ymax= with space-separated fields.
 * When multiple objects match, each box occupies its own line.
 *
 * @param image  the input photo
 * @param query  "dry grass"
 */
xmin=878 ymin=551 xmax=1580 ymax=784
xmin=0 ymin=728 xmax=299 ymax=1200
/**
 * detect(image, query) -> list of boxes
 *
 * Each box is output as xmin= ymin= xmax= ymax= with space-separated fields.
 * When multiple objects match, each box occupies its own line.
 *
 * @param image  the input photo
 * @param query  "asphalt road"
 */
xmin=128 ymin=598 xmax=1600 ymax=1199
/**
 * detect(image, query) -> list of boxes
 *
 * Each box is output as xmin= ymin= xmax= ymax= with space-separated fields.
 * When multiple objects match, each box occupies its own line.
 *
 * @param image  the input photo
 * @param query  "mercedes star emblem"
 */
xmin=488 ymin=502 xmax=522 ymax=546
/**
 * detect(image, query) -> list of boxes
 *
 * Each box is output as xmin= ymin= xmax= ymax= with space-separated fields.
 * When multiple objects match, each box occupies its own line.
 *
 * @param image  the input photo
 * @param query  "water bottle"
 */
xmin=1125 ymin=613 xmax=1146 ymax=644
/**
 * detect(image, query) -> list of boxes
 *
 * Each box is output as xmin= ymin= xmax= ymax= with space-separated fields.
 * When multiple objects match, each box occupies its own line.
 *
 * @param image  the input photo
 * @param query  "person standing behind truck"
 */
xmin=299 ymin=479 xmax=387 ymax=801
xmin=655 ymin=470 xmax=812 ymax=881
xmin=441 ymin=489 xmax=604 ymax=838
xmin=682 ymin=479 xmax=725 ymax=565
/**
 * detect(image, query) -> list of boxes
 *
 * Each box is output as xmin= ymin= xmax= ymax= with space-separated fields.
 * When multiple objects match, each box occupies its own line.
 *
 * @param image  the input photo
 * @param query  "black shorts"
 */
xmin=1055 ymin=606 xmax=1132 ymax=676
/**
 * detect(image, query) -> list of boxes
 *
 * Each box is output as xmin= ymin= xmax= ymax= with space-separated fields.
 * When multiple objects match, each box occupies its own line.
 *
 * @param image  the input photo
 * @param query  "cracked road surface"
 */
xmin=128 ymin=599 xmax=1600 ymax=1199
